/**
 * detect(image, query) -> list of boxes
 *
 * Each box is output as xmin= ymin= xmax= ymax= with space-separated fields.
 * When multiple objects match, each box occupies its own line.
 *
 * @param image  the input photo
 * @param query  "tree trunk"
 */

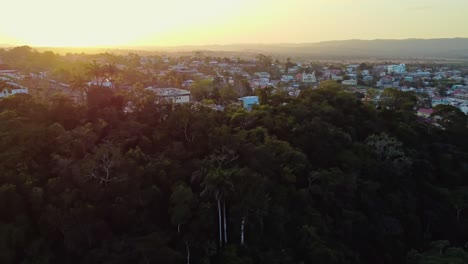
xmin=217 ymin=198 xmax=222 ymax=248
xmin=178 ymin=224 xmax=180 ymax=234
xmin=456 ymin=206 xmax=467 ymax=223
xmin=185 ymin=241 xmax=190 ymax=264
xmin=223 ymin=200 xmax=227 ymax=244
xmin=241 ymin=216 xmax=245 ymax=246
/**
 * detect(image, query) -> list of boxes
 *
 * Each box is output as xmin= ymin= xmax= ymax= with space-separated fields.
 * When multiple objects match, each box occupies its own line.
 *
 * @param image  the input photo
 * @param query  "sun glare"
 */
xmin=1 ymin=0 xmax=246 ymax=47
xmin=1 ymin=0 xmax=467 ymax=47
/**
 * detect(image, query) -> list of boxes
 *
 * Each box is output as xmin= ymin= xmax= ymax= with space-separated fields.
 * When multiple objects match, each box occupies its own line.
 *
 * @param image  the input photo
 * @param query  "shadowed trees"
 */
xmin=0 ymin=84 xmax=466 ymax=263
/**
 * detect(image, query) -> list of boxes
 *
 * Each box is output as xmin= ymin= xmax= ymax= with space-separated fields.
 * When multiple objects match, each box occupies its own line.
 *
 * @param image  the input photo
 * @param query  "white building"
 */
xmin=460 ymin=104 xmax=468 ymax=114
xmin=332 ymin=75 xmax=344 ymax=81
xmin=281 ymin=75 xmax=295 ymax=82
xmin=0 ymin=70 xmax=20 ymax=78
xmin=288 ymin=67 xmax=300 ymax=74
xmin=182 ymin=80 xmax=195 ymax=88
xmin=342 ymin=80 xmax=358 ymax=86
xmin=0 ymin=88 xmax=29 ymax=98
xmin=387 ymin=64 xmax=406 ymax=74
xmin=363 ymin=75 xmax=374 ymax=82
xmin=88 ymin=81 xmax=113 ymax=87
xmin=302 ymin=72 xmax=317 ymax=83
xmin=145 ymin=87 xmax=191 ymax=104
xmin=254 ymin=72 xmax=271 ymax=79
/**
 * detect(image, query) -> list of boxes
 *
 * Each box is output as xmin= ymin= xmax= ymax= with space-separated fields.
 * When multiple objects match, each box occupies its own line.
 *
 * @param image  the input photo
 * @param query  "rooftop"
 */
xmin=145 ymin=87 xmax=191 ymax=97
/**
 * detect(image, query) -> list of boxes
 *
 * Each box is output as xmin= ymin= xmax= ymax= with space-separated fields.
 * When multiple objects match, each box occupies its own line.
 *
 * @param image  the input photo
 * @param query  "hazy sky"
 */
xmin=1 ymin=0 xmax=467 ymax=47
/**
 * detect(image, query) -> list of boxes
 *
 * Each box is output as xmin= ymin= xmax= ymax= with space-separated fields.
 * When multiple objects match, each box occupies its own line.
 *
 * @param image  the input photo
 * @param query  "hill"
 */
xmin=7 ymin=38 xmax=468 ymax=61
xmin=145 ymin=38 xmax=468 ymax=60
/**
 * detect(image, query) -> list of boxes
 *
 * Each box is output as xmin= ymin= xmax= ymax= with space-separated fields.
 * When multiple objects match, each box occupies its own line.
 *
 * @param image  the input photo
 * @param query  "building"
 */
xmin=363 ymin=75 xmax=374 ymax=82
xmin=0 ymin=88 xmax=29 ymax=98
xmin=281 ymin=75 xmax=295 ymax=82
xmin=387 ymin=64 xmax=406 ymax=74
xmin=145 ymin=87 xmax=191 ymax=104
xmin=239 ymin=96 xmax=259 ymax=111
xmin=331 ymin=75 xmax=344 ymax=81
xmin=0 ymin=70 xmax=20 ymax=78
xmin=254 ymin=72 xmax=270 ymax=79
xmin=460 ymin=104 xmax=468 ymax=114
xmin=182 ymin=80 xmax=195 ymax=88
xmin=342 ymin=80 xmax=358 ymax=86
xmin=346 ymin=64 xmax=359 ymax=74
xmin=288 ymin=67 xmax=300 ymax=74
xmin=88 ymin=81 xmax=113 ymax=87
xmin=301 ymin=72 xmax=317 ymax=83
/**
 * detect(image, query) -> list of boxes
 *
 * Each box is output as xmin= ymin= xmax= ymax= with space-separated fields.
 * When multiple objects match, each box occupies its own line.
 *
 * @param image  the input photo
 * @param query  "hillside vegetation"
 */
xmin=0 ymin=84 xmax=467 ymax=263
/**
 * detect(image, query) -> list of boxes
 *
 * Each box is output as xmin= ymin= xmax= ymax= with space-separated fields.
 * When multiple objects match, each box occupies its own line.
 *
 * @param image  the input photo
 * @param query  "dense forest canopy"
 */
xmin=0 ymin=80 xmax=467 ymax=263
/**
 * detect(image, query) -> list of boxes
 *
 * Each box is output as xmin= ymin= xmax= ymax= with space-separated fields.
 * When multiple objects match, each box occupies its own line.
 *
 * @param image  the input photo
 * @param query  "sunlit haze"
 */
xmin=1 ymin=0 xmax=468 ymax=47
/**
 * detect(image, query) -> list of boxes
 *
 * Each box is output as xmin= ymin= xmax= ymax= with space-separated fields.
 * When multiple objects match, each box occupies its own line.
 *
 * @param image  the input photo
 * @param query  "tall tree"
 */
xmin=86 ymin=60 xmax=103 ymax=86
xmin=201 ymin=148 xmax=237 ymax=248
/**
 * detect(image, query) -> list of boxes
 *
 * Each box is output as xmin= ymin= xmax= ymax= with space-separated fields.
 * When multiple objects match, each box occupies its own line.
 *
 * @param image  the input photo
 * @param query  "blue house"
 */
xmin=239 ymin=96 xmax=259 ymax=111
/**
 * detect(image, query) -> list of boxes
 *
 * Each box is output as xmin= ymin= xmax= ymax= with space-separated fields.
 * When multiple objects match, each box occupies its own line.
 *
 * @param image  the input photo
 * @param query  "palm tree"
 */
xmin=102 ymin=63 xmax=118 ymax=88
xmin=70 ymin=74 xmax=88 ymax=103
xmin=86 ymin=60 xmax=102 ymax=86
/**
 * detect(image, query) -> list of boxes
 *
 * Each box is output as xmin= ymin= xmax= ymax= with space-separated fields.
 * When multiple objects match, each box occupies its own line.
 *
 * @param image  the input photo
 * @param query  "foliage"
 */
xmin=0 ymin=83 xmax=466 ymax=264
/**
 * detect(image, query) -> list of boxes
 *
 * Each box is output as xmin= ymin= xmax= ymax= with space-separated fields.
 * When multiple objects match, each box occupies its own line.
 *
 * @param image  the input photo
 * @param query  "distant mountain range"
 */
xmin=146 ymin=38 xmax=468 ymax=60
xmin=4 ymin=38 xmax=468 ymax=60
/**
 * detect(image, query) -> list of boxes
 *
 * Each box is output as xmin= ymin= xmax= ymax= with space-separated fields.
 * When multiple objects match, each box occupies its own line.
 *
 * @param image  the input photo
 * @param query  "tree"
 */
xmin=417 ymin=92 xmax=432 ymax=109
xmin=230 ymin=168 xmax=268 ymax=246
xmin=366 ymin=88 xmax=379 ymax=102
xmin=191 ymin=80 xmax=214 ymax=101
xmin=81 ymin=143 xmax=122 ymax=185
xmin=380 ymin=88 xmax=417 ymax=111
xmin=219 ymin=86 xmax=238 ymax=104
xmin=70 ymin=74 xmax=88 ymax=103
xmin=407 ymin=241 xmax=468 ymax=264
xmin=201 ymin=148 xmax=238 ymax=248
xmin=86 ymin=60 xmax=103 ymax=86
xmin=102 ymin=63 xmax=119 ymax=88
xmin=319 ymin=80 xmax=341 ymax=90
xmin=256 ymin=54 xmax=272 ymax=70
xmin=170 ymin=184 xmax=194 ymax=233
xmin=358 ymin=63 xmax=369 ymax=71
xmin=436 ymin=86 xmax=448 ymax=97
xmin=125 ymin=82 xmax=157 ymax=112
xmin=431 ymin=105 xmax=467 ymax=132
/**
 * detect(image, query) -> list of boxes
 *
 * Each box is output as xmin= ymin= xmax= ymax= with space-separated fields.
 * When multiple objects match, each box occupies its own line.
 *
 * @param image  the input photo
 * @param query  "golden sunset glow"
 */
xmin=1 ymin=0 xmax=467 ymax=47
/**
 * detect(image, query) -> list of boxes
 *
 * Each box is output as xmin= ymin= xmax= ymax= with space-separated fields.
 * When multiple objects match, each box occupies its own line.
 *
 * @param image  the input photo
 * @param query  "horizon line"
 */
xmin=1 ymin=37 xmax=468 ymax=50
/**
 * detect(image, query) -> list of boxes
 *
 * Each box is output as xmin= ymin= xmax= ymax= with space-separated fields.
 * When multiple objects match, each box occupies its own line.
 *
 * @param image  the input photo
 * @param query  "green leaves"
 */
xmin=170 ymin=184 xmax=194 ymax=229
xmin=0 ymin=70 xmax=466 ymax=263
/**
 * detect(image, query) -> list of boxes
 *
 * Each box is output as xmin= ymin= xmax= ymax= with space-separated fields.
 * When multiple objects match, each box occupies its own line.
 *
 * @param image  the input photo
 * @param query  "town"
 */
xmin=1 ymin=45 xmax=468 ymax=264
xmin=1 ymin=46 xmax=467 ymax=119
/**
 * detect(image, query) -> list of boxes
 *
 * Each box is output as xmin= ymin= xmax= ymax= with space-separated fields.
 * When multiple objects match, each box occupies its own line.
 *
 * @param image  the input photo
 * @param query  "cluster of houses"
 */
xmin=370 ymin=64 xmax=468 ymax=115
xmin=0 ymin=70 xmax=29 ymax=98
xmin=1 ymin=51 xmax=467 ymax=116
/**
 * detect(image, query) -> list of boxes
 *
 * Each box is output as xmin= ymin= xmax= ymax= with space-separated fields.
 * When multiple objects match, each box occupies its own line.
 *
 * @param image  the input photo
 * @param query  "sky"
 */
xmin=0 ymin=0 xmax=467 ymax=47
